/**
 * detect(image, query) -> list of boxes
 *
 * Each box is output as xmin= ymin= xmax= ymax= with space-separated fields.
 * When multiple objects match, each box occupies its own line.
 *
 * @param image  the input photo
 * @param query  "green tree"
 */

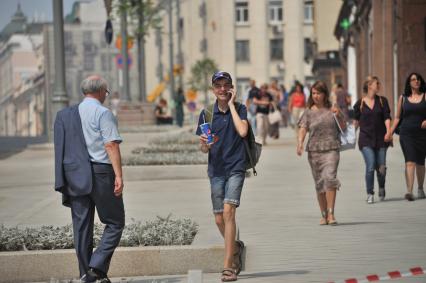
xmin=188 ymin=58 xmax=218 ymax=106
xmin=116 ymin=0 xmax=166 ymax=102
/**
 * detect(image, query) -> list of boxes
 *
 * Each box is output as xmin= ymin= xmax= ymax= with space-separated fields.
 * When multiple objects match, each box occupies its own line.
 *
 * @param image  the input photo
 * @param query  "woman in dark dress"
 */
xmin=353 ymin=76 xmax=392 ymax=204
xmin=390 ymin=73 xmax=426 ymax=201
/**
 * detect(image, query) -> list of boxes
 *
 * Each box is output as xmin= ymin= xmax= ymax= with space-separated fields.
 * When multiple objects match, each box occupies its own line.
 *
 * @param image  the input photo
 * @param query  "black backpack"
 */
xmin=204 ymin=102 xmax=262 ymax=176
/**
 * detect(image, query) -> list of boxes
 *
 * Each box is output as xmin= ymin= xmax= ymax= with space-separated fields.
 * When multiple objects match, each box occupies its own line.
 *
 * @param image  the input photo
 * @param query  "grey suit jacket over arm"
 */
xmin=54 ymin=105 xmax=92 ymax=207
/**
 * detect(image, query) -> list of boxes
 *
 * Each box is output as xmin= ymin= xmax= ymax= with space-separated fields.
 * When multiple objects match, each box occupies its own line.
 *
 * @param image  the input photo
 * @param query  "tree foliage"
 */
xmin=189 ymin=58 xmax=218 ymax=94
xmin=115 ymin=0 xmax=165 ymax=39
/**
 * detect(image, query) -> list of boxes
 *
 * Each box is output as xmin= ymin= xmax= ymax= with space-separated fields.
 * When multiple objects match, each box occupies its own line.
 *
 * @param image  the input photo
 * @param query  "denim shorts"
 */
xmin=209 ymin=172 xmax=245 ymax=213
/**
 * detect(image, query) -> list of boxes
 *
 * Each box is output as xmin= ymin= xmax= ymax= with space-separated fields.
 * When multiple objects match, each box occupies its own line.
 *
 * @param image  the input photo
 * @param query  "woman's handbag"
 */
xmin=268 ymin=103 xmax=282 ymax=124
xmin=333 ymin=114 xmax=356 ymax=151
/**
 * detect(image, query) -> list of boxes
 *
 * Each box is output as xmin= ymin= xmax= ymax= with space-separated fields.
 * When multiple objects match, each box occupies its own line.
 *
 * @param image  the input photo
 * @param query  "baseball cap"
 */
xmin=212 ymin=71 xmax=232 ymax=84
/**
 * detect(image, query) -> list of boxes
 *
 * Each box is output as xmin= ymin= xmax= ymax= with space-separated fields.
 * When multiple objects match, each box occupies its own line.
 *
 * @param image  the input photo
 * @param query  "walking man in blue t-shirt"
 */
xmin=196 ymin=71 xmax=248 ymax=282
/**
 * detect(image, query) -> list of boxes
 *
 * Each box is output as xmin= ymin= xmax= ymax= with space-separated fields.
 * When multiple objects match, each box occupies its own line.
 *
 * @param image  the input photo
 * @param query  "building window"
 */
xmin=269 ymin=0 xmax=283 ymax=24
xmin=270 ymin=39 xmax=283 ymax=60
xmin=236 ymin=40 xmax=250 ymax=62
xmin=235 ymin=0 xmax=249 ymax=24
xmin=304 ymin=0 xmax=313 ymax=24
xmin=83 ymin=54 xmax=95 ymax=71
xmin=304 ymin=38 xmax=313 ymax=62
xmin=83 ymin=31 xmax=92 ymax=43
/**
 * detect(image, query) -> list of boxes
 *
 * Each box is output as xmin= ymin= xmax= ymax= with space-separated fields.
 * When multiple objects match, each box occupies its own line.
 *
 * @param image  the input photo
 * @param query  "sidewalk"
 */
xmin=1 ymin=127 xmax=425 ymax=283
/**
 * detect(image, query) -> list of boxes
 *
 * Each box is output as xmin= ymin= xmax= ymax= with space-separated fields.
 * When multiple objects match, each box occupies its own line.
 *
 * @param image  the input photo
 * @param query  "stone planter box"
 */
xmin=0 ymin=245 xmax=224 ymax=283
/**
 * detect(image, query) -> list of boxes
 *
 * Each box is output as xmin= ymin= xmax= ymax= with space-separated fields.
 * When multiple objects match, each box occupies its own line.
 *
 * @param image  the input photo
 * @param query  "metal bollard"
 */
xmin=187 ymin=269 xmax=203 ymax=283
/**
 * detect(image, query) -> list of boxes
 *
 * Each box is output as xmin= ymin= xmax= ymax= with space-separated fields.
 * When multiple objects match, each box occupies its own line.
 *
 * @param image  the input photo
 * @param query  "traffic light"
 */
xmin=340 ymin=18 xmax=351 ymax=30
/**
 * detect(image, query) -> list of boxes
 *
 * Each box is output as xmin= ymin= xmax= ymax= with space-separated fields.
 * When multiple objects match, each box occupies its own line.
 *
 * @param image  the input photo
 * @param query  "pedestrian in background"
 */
xmin=245 ymin=79 xmax=259 ymax=135
xmin=289 ymin=82 xmax=306 ymax=136
xmin=390 ymin=72 xmax=426 ymax=201
xmin=268 ymin=80 xmax=282 ymax=139
xmin=196 ymin=71 xmax=247 ymax=282
xmin=175 ymin=87 xmax=186 ymax=127
xmin=353 ymin=76 xmax=392 ymax=204
xmin=54 ymin=75 xmax=125 ymax=283
xmin=155 ymin=98 xmax=173 ymax=125
xmin=253 ymin=83 xmax=273 ymax=145
xmin=279 ymin=84 xmax=290 ymax=128
xmin=297 ymin=81 xmax=345 ymax=225
xmin=335 ymin=84 xmax=352 ymax=121
xmin=110 ymin=91 xmax=120 ymax=117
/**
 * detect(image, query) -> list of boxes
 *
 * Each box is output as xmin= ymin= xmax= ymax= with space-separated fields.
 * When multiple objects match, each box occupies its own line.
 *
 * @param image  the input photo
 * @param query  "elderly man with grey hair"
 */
xmin=54 ymin=75 xmax=124 ymax=283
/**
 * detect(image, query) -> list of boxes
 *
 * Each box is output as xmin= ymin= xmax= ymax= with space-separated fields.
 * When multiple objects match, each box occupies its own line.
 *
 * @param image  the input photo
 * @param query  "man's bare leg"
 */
xmin=214 ymin=213 xmax=225 ymax=237
xmin=223 ymin=204 xmax=237 ymax=269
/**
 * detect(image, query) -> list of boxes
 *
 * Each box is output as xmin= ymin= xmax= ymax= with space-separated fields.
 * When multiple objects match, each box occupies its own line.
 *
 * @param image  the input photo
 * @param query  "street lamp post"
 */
xmin=168 ymin=0 xmax=175 ymax=101
xmin=176 ymin=0 xmax=183 ymax=90
xmin=51 ymin=0 xmax=68 ymax=140
xmin=120 ymin=8 xmax=130 ymax=101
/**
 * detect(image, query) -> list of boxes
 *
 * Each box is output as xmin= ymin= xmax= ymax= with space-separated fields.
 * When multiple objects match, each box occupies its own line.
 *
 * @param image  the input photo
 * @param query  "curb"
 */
xmin=0 ymin=245 xmax=224 ymax=283
xmin=329 ymin=266 xmax=425 ymax=283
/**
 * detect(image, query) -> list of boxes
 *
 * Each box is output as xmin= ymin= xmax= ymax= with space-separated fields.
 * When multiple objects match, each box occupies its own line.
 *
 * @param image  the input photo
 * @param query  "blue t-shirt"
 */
xmin=79 ymin=97 xmax=122 ymax=164
xmin=196 ymin=102 xmax=247 ymax=177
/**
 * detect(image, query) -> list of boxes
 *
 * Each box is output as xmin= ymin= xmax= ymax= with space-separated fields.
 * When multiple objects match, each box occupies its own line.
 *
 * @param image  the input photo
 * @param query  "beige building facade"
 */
xmin=0 ymin=34 xmax=45 ymax=136
xmin=143 ymin=0 xmax=341 ymax=103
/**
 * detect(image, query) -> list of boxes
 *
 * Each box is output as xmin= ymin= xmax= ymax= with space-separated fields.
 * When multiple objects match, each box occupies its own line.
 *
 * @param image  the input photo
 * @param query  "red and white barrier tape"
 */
xmin=329 ymin=266 xmax=425 ymax=283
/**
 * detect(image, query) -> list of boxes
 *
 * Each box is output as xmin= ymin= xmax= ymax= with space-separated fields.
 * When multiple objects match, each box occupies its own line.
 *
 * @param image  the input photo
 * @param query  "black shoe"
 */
xmin=378 ymin=188 xmax=386 ymax=201
xmin=80 ymin=274 xmax=96 ymax=283
xmin=87 ymin=268 xmax=111 ymax=283
xmin=405 ymin=193 xmax=415 ymax=201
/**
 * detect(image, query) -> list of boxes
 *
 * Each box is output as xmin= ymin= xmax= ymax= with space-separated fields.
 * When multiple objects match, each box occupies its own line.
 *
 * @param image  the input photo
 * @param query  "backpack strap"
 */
xmin=204 ymin=103 xmax=215 ymax=124
xmin=204 ymin=102 xmax=242 ymax=124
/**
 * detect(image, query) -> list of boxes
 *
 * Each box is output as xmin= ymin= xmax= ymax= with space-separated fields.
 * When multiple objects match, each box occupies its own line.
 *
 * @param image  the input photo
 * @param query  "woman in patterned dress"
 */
xmin=297 ymin=81 xmax=346 ymax=225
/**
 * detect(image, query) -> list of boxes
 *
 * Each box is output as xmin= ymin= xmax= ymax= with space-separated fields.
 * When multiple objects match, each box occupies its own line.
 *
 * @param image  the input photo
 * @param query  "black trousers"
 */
xmin=69 ymin=163 xmax=125 ymax=277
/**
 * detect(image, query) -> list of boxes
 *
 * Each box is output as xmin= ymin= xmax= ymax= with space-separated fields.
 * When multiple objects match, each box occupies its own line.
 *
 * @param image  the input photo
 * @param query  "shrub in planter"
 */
xmin=0 ymin=215 xmax=198 ymax=251
xmin=148 ymin=131 xmax=199 ymax=146
xmin=119 ymin=125 xmax=178 ymax=133
xmin=123 ymin=152 xmax=207 ymax=166
xmin=124 ymin=131 xmax=207 ymax=166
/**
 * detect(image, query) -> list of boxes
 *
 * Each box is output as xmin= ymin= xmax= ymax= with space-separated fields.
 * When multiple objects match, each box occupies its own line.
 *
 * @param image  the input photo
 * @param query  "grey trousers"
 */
xmin=69 ymin=163 xmax=125 ymax=277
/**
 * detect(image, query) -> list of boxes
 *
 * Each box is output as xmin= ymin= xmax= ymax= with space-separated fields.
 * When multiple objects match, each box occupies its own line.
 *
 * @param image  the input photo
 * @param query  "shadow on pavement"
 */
xmin=337 ymin=221 xmax=387 ymax=226
xmin=382 ymin=197 xmax=408 ymax=202
xmin=0 ymin=149 xmax=23 ymax=160
xmin=238 ymin=269 xmax=309 ymax=279
xmin=125 ymin=277 xmax=184 ymax=283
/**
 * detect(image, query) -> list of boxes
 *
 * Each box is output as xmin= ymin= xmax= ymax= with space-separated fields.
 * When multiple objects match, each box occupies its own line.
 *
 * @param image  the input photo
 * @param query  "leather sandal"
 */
xmin=221 ymin=268 xmax=237 ymax=282
xmin=327 ymin=208 xmax=338 ymax=225
xmin=320 ymin=210 xmax=328 ymax=225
